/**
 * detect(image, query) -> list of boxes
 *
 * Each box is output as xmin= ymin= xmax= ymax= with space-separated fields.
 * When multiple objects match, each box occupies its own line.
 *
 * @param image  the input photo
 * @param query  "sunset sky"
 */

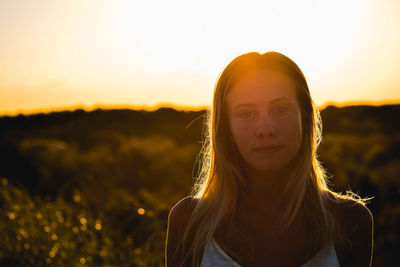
xmin=1 ymin=0 xmax=399 ymax=115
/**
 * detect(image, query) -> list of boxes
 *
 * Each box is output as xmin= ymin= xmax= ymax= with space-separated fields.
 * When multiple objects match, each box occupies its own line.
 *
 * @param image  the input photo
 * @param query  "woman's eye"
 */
xmin=272 ymin=106 xmax=289 ymax=114
xmin=238 ymin=111 xmax=254 ymax=119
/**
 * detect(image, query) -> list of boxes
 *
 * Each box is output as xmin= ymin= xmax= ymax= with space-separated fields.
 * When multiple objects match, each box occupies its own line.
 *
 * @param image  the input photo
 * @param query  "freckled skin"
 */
xmin=227 ymin=70 xmax=303 ymax=173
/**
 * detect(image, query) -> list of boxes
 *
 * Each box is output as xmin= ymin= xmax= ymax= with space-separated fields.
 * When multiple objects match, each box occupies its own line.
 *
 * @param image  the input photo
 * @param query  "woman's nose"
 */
xmin=256 ymin=116 xmax=276 ymax=137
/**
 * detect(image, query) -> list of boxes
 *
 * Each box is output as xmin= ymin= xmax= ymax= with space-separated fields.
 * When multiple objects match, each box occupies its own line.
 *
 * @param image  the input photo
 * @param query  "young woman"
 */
xmin=166 ymin=52 xmax=373 ymax=267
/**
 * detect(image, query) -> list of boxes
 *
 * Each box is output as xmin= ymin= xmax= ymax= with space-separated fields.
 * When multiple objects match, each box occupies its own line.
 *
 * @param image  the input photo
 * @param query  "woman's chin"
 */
xmin=247 ymin=162 xmax=289 ymax=175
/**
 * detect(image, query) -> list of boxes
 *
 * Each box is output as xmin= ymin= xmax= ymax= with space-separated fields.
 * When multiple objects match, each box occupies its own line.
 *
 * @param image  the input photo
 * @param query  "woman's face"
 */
xmin=226 ymin=70 xmax=303 ymax=174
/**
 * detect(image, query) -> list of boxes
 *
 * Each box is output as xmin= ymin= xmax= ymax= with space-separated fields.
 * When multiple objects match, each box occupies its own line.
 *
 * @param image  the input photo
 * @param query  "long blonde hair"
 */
xmin=180 ymin=52 xmax=365 ymax=266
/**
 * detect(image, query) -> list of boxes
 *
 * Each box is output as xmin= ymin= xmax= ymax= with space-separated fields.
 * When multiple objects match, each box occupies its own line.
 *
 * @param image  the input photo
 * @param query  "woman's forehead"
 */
xmin=226 ymin=70 xmax=298 ymax=108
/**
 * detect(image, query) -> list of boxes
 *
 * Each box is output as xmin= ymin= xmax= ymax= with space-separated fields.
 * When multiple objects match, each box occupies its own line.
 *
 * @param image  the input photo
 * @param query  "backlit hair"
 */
xmin=179 ymin=52 xmax=366 ymax=266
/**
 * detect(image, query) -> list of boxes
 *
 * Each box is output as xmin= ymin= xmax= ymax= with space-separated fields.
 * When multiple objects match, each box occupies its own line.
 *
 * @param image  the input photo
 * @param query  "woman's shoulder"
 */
xmin=324 ymin=191 xmax=373 ymax=226
xmin=166 ymin=196 xmax=199 ymax=266
xmin=324 ymin=191 xmax=374 ymax=266
xmin=167 ymin=196 xmax=199 ymax=236
xmin=337 ymin=196 xmax=373 ymax=242
xmin=339 ymin=199 xmax=372 ymax=222
xmin=168 ymin=196 xmax=199 ymax=224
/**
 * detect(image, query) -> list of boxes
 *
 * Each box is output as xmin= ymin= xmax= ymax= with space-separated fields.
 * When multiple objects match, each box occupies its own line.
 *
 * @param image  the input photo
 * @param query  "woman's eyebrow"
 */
xmin=269 ymin=97 xmax=292 ymax=104
xmin=232 ymin=97 xmax=292 ymax=110
xmin=232 ymin=103 xmax=255 ymax=110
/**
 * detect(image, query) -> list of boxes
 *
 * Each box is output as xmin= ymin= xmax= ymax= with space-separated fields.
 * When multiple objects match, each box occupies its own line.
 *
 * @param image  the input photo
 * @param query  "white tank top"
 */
xmin=200 ymin=239 xmax=340 ymax=267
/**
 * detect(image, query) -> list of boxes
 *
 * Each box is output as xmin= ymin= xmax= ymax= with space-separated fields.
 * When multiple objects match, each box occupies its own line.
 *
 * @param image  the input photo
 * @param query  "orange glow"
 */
xmin=95 ymin=223 xmax=102 ymax=231
xmin=8 ymin=212 xmax=16 ymax=220
xmin=137 ymin=208 xmax=145 ymax=215
xmin=0 ymin=1 xmax=399 ymax=114
xmin=73 ymin=195 xmax=81 ymax=203
xmin=1 ymin=100 xmax=399 ymax=118
xmin=0 ymin=103 xmax=209 ymax=116
xmin=1 ymin=178 xmax=8 ymax=186
xmin=318 ymin=99 xmax=400 ymax=110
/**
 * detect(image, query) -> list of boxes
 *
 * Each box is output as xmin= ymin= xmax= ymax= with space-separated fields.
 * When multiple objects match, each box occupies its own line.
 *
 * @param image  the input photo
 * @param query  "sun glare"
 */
xmin=0 ymin=0 xmax=399 ymax=114
xmin=111 ymin=0 xmax=363 ymax=73
xmin=94 ymin=0 xmax=373 ymax=110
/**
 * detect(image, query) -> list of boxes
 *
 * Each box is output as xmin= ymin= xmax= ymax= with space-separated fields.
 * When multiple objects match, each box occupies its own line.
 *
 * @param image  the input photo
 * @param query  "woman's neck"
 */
xmin=240 ymin=166 xmax=287 ymax=215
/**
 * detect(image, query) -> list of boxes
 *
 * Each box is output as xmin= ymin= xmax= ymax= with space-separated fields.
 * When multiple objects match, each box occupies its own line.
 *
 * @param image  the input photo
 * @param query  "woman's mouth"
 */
xmin=253 ymin=145 xmax=283 ymax=153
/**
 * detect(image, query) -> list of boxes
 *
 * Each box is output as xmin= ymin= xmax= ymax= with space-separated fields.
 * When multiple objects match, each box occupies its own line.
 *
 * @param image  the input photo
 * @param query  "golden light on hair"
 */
xmin=178 ymin=51 xmax=371 ymax=266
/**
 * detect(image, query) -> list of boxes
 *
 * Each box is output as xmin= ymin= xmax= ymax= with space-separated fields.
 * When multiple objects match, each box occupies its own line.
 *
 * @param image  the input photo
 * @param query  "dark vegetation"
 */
xmin=0 ymin=105 xmax=399 ymax=266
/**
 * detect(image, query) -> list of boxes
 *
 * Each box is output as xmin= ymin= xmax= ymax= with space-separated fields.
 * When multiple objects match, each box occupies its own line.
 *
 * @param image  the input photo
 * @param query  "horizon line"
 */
xmin=1 ymin=99 xmax=399 ymax=117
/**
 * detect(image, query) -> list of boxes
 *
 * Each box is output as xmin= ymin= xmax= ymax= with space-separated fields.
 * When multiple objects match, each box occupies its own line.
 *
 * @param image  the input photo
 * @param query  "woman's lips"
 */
xmin=252 ymin=145 xmax=283 ymax=153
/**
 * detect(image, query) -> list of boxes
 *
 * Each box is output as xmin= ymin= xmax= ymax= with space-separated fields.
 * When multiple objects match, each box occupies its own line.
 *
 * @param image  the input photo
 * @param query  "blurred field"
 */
xmin=0 ymin=105 xmax=399 ymax=266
